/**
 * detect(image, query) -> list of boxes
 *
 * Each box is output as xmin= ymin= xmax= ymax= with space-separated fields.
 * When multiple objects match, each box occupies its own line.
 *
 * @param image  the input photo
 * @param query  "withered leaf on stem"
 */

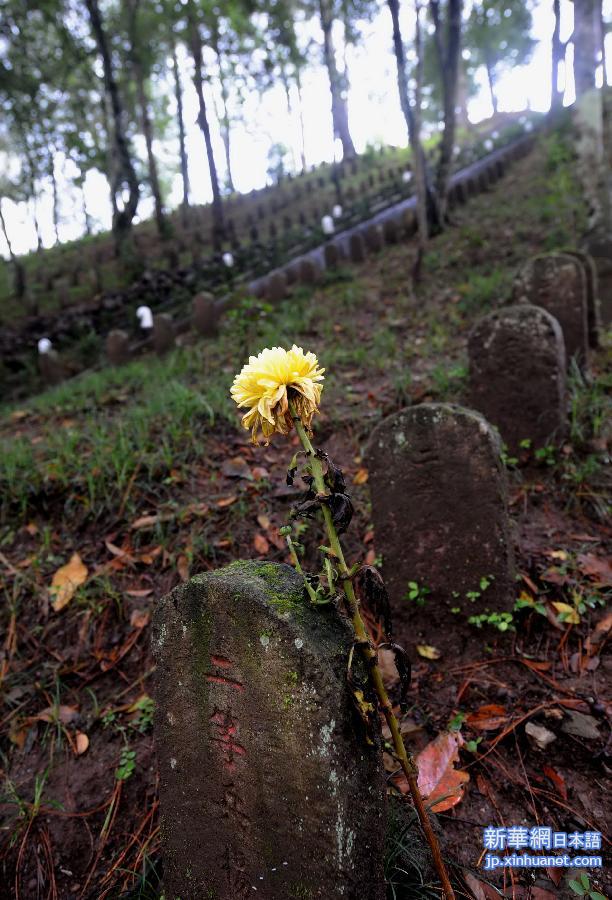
xmin=317 ymin=449 xmax=347 ymax=494
xmin=327 ymin=492 xmax=353 ymax=534
xmin=388 ymin=642 xmax=411 ymax=712
xmin=356 ymin=565 xmax=392 ymax=637
xmin=290 ymin=496 xmax=322 ymax=521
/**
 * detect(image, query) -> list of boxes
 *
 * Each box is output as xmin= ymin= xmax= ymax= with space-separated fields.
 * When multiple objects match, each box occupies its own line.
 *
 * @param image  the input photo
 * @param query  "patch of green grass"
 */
xmin=457 ymin=268 xmax=510 ymax=316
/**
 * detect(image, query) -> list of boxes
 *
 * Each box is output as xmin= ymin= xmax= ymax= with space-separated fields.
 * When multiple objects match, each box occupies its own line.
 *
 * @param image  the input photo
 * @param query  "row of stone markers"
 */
xmin=365 ymin=248 xmax=602 ymax=660
xmin=149 ymin=252 xmax=604 ymax=899
xmin=42 ymin=133 xmax=533 ymax=383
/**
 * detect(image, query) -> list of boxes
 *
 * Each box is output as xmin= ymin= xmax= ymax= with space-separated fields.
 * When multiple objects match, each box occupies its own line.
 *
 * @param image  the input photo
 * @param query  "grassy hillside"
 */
xmin=0 ymin=114 xmax=536 ymax=329
xmin=0 ymin=126 xmax=610 ymax=899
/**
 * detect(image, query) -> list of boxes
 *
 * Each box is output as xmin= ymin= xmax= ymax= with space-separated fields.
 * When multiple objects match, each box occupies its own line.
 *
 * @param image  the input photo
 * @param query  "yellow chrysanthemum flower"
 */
xmin=230 ymin=345 xmax=325 ymax=444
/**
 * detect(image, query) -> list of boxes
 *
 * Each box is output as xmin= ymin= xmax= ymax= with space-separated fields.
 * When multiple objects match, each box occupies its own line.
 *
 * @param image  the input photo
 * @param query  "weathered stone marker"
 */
xmin=265 ymin=270 xmax=288 ymax=304
xmin=323 ymin=241 xmax=340 ymax=268
xmin=298 ymin=257 xmax=320 ymax=284
xmin=365 ymin=404 xmax=515 ymax=653
xmin=349 ymin=232 xmax=366 ymax=263
xmin=564 ymin=250 xmax=600 ymax=348
xmin=582 ymin=236 xmax=611 ymax=329
xmin=364 ymin=224 xmax=383 ymax=253
xmin=513 ymin=253 xmax=589 ymax=365
xmin=382 ymin=218 xmax=399 ymax=245
xmin=152 ymin=313 xmax=176 ymax=354
xmin=38 ymin=347 xmax=64 ymax=385
xmin=468 ymin=305 xmax=567 ymax=453
xmin=106 ymin=329 xmax=130 ymax=366
xmin=153 ymin=561 xmax=385 ymax=899
xmin=192 ymin=292 xmax=219 ymax=337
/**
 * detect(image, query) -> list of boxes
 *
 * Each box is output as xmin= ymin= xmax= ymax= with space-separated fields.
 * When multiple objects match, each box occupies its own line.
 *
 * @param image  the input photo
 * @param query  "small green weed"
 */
xmin=567 ymin=871 xmax=606 ymax=899
xmin=468 ymin=611 xmax=514 ymax=632
xmin=405 ymin=581 xmax=431 ymax=606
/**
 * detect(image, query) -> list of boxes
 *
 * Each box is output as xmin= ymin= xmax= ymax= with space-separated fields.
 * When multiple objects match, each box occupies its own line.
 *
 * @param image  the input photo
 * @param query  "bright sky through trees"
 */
xmin=1 ymin=0 xmax=610 ymax=257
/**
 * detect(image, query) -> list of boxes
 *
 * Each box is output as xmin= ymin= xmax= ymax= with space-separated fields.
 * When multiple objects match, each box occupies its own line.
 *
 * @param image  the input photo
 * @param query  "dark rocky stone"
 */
xmin=564 ymin=250 xmax=601 ymax=348
xmin=349 ymin=232 xmax=366 ymax=263
xmin=282 ymin=262 xmax=300 ymax=285
xmin=106 ymin=329 xmax=130 ymax=365
xmin=192 ymin=292 xmax=220 ymax=337
xmin=365 ymin=404 xmax=515 ymax=654
xmin=323 ymin=242 xmax=340 ymax=268
xmin=39 ymin=349 xmax=64 ymax=385
xmin=152 ymin=313 xmax=176 ymax=354
xmin=513 ymin=253 xmax=589 ymax=365
xmin=382 ymin=218 xmax=399 ymax=244
xmin=265 ymin=270 xmax=288 ymax=303
xmin=468 ymin=304 xmax=567 ymax=452
xmin=364 ymin=225 xmax=383 ymax=253
xmin=153 ymin=561 xmax=386 ymax=900
xmin=298 ymin=257 xmax=320 ymax=285
xmin=582 ymin=235 xmax=612 ymax=326
xmin=401 ymin=209 xmax=417 ymax=236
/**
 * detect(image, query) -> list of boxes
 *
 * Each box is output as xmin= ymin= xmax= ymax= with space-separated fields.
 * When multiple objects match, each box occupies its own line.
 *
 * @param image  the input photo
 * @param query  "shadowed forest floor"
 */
xmin=0 ymin=130 xmax=610 ymax=899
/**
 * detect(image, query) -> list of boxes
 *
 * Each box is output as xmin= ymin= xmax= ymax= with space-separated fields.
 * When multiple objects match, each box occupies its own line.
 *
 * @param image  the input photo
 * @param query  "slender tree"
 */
xmin=0 ymin=190 xmax=27 ymax=299
xmin=171 ymin=41 xmax=191 ymax=224
xmin=185 ymin=0 xmax=225 ymax=248
xmin=84 ymin=0 xmax=140 ymax=250
xmin=318 ymin=0 xmax=356 ymax=158
xmin=465 ymin=0 xmax=535 ymax=116
xmin=125 ymin=0 xmax=168 ymax=237
xmin=429 ymin=0 xmax=463 ymax=220
xmin=551 ymin=0 xmax=565 ymax=109
xmin=573 ymin=0 xmax=600 ymax=96
xmin=387 ymin=0 xmax=433 ymax=275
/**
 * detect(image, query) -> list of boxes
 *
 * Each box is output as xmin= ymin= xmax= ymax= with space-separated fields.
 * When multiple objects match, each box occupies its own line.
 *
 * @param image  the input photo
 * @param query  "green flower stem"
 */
xmin=291 ymin=410 xmax=455 ymax=900
xmin=285 ymin=533 xmax=319 ymax=604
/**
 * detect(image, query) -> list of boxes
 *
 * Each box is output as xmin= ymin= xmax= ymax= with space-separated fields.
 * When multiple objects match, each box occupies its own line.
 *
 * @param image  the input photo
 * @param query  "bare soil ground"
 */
xmin=0 ymin=132 xmax=609 ymax=899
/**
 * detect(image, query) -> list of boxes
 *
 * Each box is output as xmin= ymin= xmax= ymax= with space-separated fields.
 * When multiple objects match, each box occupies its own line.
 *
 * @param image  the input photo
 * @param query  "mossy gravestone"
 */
xmin=153 ymin=561 xmax=386 ymax=900
xmin=152 ymin=313 xmax=176 ymax=355
xmin=106 ymin=329 xmax=130 ymax=365
xmin=365 ymin=404 xmax=515 ymax=654
xmin=468 ymin=305 xmax=567 ymax=454
xmin=265 ymin=270 xmax=288 ymax=304
xmin=192 ymin=292 xmax=219 ymax=337
xmin=583 ymin=236 xmax=612 ymax=326
xmin=566 ymin=248 xmax=602 ymax=346
xmin=349 ymin=232 xmax=366 ymax=263
xmin=513 ymin=253 xmax=589 ymax=366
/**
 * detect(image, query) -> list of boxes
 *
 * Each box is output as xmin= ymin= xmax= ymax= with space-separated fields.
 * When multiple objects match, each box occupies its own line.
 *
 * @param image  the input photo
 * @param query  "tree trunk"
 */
xmin=0 ymin=199 xmax=26 ymax=299
xmin=430 ymin=0 xmax=463 ymax=221
xmin=186 ymin=0 xmax=224 ymax=249
xmin=387 ymin=0 xmax=438 ymax=245
xmin=101 ymin=93 xmax=120 ymax=224
xmin=81 ymin=183 xmax=92 ymax=236
xmin=20 ymin=138 xmax=43 ymax=252
xmin=318 ymin=0 xmax=356 ymax=159
xmin=296 ymin=70 xmax=308 ymax=171
xmin=484 ymin=53 xmax=498 ymax=114
xmin=85 ymin=0 xmax=139 ymax=249
xmin=596 ymin=0 xmax=606 ymax=81
xmin=574 ymin=0 xmax=599 ymax=96
xmin=49 ymin=150 xmax=60 ymax=245
xmin=127 ymin=0 xmax=166 ymax=238
xmin=281 ymin=66 xmax=299 ymax=172
xmin=551 ymin=0 xmax=564 ymax=109
xmin=171 ymin=42 xmax=190 ymax=226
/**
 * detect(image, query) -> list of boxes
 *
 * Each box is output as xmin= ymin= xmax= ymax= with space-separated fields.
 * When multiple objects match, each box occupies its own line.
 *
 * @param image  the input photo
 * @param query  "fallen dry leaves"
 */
xmin=415 ymin=731 xmax=469 ymax=813
xmin=75 ymin=731 xmax=89 ymax=755
xmin=466 ymin=704 xmax=508 ymax=731
xmin=50 ymin=553 xmax=88 ymax=612
xmin=253 ymin=533 xmax=270 ymax=555
xmin=416 ymin=644 xmax=442 ymax=660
